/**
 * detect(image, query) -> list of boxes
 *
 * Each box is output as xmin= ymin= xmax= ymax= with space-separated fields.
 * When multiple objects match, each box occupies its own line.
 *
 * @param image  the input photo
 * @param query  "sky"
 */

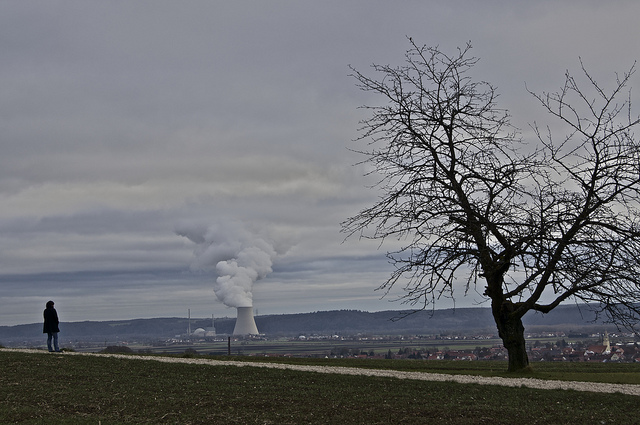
xmin=2 ymin=1 xmax=639 ymax=326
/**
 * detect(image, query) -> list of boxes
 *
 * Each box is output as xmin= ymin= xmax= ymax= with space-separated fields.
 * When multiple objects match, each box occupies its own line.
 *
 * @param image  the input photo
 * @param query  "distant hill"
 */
xmin=253 ymin=305 xmax=608 ymax=336
xmin=0 ymin=305 xmax=612 ymax=345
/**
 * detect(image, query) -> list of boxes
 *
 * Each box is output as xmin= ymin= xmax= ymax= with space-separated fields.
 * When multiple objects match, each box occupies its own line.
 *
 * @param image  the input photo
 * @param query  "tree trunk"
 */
xmin=492 ymin=300 xmax=530 ymax=372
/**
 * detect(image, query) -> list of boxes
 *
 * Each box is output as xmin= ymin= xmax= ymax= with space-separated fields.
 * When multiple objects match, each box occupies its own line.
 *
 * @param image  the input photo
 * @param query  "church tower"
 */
xmin=603 ymin=331 xmax=611 ymax=355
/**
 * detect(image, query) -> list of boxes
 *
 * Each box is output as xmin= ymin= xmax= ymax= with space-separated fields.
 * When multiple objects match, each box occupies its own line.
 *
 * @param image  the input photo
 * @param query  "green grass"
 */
xmin=1 ymin=350 xmax=638 ymax=424
xmin=202 ymin=354 xmax=640 ymax=384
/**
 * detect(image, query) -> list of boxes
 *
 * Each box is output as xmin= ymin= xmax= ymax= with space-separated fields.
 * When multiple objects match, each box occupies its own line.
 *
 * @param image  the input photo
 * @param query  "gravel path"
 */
xmin=5 ymin=348 xmax=640 ymax=396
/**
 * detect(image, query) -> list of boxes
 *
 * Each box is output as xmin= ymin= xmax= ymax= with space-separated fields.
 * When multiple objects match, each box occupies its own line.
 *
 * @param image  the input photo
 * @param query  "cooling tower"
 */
xmin=233 ymin=306 xmax=259 ymax=335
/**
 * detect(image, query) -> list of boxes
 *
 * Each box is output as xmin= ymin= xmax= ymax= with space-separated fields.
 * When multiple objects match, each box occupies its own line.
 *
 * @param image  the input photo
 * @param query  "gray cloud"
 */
xmin=1 ymin=1 xmax=639 ymax=325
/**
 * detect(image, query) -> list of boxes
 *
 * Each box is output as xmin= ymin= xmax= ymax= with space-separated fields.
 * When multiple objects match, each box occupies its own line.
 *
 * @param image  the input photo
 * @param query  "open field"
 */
xmin=152 ymin=338 xmax=501 ymax=356
xmin=58 ymin=336 xmax=506 ymax=357
xmin=188 ymin=355 xmax=640 ymax=385
xmin=1 ymin=349 xmax=639 ymax=424
xmin=119 ymin=335 xmax=576 ymax=357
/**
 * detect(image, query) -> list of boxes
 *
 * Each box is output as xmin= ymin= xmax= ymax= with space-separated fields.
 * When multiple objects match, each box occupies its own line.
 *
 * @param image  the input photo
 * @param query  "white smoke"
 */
xmin=176 ymin=220 xmax=278 ymax=308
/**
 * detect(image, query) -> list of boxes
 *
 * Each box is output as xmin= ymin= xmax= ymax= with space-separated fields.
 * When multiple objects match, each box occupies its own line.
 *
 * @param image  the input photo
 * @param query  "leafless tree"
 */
xmin=343 ymin=39 xmax=640 ymax=372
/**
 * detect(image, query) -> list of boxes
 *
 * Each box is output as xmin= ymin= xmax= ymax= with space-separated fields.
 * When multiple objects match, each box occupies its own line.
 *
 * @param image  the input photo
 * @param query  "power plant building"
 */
xmin=233 ymin=306 xmax=259 ymax=335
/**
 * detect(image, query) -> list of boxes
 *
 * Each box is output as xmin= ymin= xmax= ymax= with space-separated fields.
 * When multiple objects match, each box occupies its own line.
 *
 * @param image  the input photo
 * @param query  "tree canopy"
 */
xmin=343 ymin=40 xmax=640 ymax=371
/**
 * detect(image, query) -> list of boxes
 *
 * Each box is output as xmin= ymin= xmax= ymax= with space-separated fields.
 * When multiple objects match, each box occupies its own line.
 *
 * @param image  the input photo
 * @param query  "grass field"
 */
xmin=122 ymin=334 xmax=574 ymax=357
xmin=216 ymin=354 xmax=640 ymax=384
xmin=147 ymin=338 xmax=500 ymax=356
xmin=1 ymin=350 xmax=639 ymax=424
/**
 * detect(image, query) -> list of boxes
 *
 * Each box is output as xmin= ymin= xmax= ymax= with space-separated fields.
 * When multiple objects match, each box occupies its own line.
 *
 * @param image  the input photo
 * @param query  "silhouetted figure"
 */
xmin=43 ymin=300 xmax=60 ymax=352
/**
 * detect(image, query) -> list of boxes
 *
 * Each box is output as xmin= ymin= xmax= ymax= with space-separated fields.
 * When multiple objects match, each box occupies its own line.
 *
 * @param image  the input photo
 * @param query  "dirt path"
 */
xmin=5 ymin=348 xmax=640 ymax=396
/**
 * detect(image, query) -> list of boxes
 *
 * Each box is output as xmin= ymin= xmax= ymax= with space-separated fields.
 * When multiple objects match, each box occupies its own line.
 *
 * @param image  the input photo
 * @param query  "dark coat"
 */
xmin=43 ymin=307 xmax=60 ymax=334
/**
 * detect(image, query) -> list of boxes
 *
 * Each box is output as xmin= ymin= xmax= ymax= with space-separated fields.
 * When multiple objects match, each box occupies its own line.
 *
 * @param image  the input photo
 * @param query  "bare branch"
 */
xmin=343 ymin=40 xmax=640 ymax=371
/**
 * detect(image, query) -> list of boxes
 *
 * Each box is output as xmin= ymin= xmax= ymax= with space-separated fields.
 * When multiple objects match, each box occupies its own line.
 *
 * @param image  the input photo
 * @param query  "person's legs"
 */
xmin=53 ymin=332 xmax=60 ymax=352
xmin=47 ymin=333 xmax=53 ymax=352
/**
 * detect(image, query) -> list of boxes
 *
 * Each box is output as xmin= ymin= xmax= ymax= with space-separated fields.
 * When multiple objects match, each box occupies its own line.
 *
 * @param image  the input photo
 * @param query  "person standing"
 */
xmin=43 ymin=300 xmax=60 ymax=352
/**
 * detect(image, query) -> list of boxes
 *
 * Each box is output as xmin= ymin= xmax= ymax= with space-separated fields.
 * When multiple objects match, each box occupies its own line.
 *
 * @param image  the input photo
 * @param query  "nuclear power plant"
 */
xmin=233 ymin=306 xmax=259 ymax=335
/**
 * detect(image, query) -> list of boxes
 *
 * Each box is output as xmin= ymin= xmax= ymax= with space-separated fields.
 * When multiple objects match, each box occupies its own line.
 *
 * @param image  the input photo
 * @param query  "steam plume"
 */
xmin=176 ymin=220 xmax=277 ymax=307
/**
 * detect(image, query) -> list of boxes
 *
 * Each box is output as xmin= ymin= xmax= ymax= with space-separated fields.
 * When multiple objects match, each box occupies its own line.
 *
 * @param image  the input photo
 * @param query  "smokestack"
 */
xmin=233 ymin=306 xmax=259 ymax=335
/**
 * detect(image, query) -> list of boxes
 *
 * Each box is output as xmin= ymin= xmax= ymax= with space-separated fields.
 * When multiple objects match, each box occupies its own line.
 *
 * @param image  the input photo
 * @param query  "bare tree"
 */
xmin=343 ymin=40 xmax=640 ymax=372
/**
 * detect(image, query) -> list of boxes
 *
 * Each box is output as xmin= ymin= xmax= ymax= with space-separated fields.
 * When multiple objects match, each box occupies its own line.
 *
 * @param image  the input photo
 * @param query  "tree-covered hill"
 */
xmin=0 ymin=305 xmax=611 ymax=345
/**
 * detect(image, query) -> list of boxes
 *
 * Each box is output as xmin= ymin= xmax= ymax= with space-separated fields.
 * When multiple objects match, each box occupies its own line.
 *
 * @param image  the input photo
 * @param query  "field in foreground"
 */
xmin=1 ymin=350 xmax=638 ymax=424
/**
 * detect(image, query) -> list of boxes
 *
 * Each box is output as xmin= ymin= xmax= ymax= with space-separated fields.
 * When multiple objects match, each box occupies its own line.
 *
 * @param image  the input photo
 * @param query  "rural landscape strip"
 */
xmin=5 ymin=348 xmax=640 ymax=396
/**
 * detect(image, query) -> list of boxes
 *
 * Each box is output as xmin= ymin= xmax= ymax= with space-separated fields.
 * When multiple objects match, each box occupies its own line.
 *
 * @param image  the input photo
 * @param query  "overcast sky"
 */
xmin=2 ymin=1 xmax=639 ymax=326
